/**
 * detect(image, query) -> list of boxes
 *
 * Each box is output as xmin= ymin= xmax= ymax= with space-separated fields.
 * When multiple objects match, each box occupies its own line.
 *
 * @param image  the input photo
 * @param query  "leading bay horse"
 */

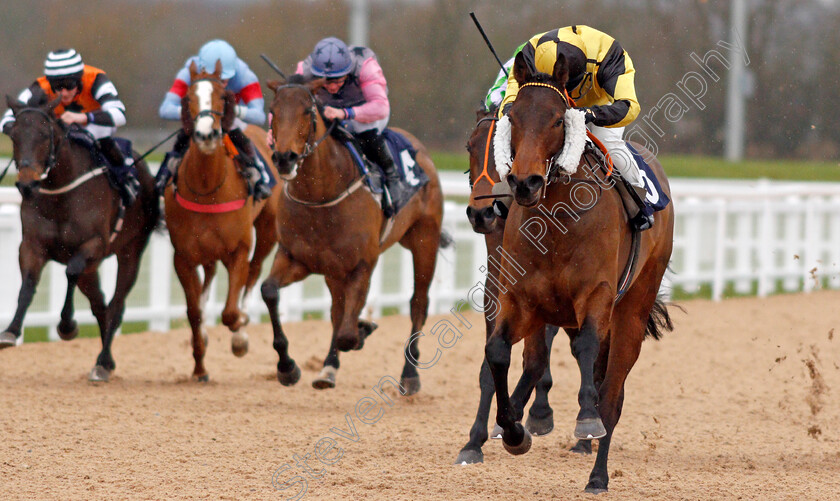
xmin=163 ymin=61 xmax=281 ymax=381
xmin=0 ymin=96 xmax=158 ymax=382
xmin=485 ymin=52 xmax=674 ymax=493
xmin=262 ymin=75 xmax=445 ymax=392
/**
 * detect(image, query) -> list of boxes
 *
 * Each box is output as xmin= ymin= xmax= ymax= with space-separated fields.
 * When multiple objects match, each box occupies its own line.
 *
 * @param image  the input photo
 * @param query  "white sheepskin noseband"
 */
xmin=494 ymin=107 xmax=587 ymax=179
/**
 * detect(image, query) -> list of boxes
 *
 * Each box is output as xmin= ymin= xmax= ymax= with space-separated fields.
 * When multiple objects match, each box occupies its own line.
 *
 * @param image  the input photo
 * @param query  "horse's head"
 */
xmin=465 ymin=109 xmax=504 ymax=234
xmin=184 ymin=60 xmax=233 ymax=155
xmin=266 ymin=75 xmax=326 ymax=180
xmin=504 ymin=51 xmax=571 ymax=207
xmin=5 ymin=95 xmax=63 ymax=199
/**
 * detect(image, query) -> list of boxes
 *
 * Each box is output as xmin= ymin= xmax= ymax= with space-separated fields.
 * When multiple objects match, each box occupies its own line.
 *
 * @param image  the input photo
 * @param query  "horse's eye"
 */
xmin=553 ymin=118 xmax=564 ymax=128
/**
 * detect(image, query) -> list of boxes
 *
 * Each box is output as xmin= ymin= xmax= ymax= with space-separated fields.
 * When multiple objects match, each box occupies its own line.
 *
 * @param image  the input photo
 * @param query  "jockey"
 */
xmin=157 ymin=39 xmax=271 ymax=201
xmin=497 ymin=26 xmax=653 ymax=231
xmin=296 ymin=37 xmax=409 ymax=211
xmin=1 ymin=48 xmax=140 ymax=206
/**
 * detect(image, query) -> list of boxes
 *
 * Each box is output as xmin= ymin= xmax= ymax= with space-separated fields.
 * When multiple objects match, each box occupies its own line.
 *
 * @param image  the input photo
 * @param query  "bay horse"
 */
xmin=0 ymin=96 xmax=158 ymax=382
xmin=485 ymin=52 xmax=674 ymax=493
xmin=262 ymin=75 xmax=445 ymax=392
xmin=163 ymin=61 xmax=281 ymax=381
xmin=456 ymin=109 xmax=588 ymax=465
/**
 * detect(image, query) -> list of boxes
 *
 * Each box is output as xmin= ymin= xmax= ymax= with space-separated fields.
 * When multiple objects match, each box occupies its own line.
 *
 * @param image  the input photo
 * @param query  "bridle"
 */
xmin=271 ymin=84 xmax=335 ymax=164
xmin=14 ymin=107 xmax=59 ymax=180
xmin=189 ymin=76 xmax=225 ymax=127
xmin=469 ymin=116 xmax=497 ymax=190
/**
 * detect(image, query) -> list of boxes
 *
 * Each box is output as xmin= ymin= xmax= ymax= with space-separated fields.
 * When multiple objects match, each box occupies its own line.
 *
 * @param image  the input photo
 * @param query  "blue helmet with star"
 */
xmin=310 ymin=37 xmax=353 ymax=78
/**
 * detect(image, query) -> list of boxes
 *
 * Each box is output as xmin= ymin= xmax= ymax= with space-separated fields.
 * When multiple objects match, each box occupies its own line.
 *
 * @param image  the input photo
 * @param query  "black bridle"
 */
xmin=189 ymin=77 xmax=225 ymax=126
xmin=270 ymin=84 xmax=335 ymax=164
xmin=12 ymin=107 xmax=60 ymax=180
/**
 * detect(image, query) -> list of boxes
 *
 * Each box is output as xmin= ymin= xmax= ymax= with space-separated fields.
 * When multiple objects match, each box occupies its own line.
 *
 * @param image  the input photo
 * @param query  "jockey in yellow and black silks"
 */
xmin=498 ymin=25 xmax=653 ymax=230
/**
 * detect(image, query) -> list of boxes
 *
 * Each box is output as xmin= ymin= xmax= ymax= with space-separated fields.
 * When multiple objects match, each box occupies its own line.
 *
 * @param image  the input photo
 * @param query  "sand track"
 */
xmin=1 ymin=291 xmax=839 ymax=500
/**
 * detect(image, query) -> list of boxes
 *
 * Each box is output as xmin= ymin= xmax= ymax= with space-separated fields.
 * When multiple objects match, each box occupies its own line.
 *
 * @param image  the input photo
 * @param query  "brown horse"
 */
xmin=262 ymin=75 xmax=445 ymax=392
xmin=457 ymin=110 xmax=595 ymax=465
xmin=485 ymin=52 xmax=675 ymax=493
xmin=163 ymin=62 xmax=281 ymax=381
xmin=0 ymin=96 xmax=158 ymax=382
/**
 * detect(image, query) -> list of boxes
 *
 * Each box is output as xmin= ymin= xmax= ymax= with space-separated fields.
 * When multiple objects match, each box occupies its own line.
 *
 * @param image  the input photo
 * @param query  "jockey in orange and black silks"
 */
xmin=495 ymin=25 xmax=652 ymax=230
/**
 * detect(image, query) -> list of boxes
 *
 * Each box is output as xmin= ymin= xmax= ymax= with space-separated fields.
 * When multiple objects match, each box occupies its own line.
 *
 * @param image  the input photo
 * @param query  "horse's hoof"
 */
xmin=277 ymin=364 xmax=301 ymax=386
xmin=193 ymin=373 xmax=210 ymax=383
xmin=490 ymin=423 xmax=503 ymax=439
xmin=454 ymin=448 xmax=484 ymax=465
xmin=525 ymin=411 xmax=554 ymax=436
xmin=57 ymin=321 xmax=78 ymax=341
xmin=231 ymin=331 xmax=249 ymax=358
xmin=400 ymin=376 xmax=421 ymax=396
xmin=239 ymin=313 xmax=250 ymax=327
xmin=584 ymin=480 xmax=608 ymax=494
xmin=570 ymin=439 xmax=593 ymax=455
xmin=575 ymin=417 xmax=607 ymax=440
xmin=0 ymin=331 xmax=19 ymax=349
xmin=88 ymin=366 xmax=111 ymax=382
xmin=354 ymin=320 xmax=378 ymax=350
xmin=335 ymin=334 xmax=358 ymax=352
xmin=312 ymin=366 xmax=336 ymax=389
xmin=502 ymin=425 xmax=532 ymax=456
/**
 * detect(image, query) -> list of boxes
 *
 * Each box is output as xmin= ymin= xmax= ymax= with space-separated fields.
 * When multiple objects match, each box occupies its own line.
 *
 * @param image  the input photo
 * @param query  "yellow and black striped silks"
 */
xmin=499 ymin=25 xmax=640 ymax=128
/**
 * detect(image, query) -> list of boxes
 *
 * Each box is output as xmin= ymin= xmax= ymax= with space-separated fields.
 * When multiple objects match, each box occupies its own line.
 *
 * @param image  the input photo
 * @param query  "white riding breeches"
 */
xmin=343 ymin=116 xmax=389 ymax=135
xmin=85 ymin=123 xmax=117 ymax=140
xmin=587 ymin=124 xmax=643 ymax=188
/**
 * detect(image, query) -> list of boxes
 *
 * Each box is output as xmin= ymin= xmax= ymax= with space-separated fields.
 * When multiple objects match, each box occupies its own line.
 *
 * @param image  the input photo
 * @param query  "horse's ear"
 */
xmin=45 ymin=96 xmax=62 ymax=114
xmin=512 ymin=51 xmax=531 ymax=87
xmin=266 ymin=79 xmax=286 ymax=94
xmin=552 ymin=53 xmax=569 ymax=88
xmin=213 ymin=59 xmax=223 ymax=79
xmin=308 ymin=77 xmax=326 ymax=94
xmin=5 ymin=95 xmax=22 ymax=115
xmin=189 ymin=60 xmax=199 ymax=80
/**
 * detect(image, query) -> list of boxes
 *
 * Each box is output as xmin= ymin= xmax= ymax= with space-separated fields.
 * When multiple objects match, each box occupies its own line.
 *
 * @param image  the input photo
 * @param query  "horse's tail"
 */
xmin=439 ymin=229 xmax=454 ymax=250
xmin=645 ymin=297 xmax=676 ymax=340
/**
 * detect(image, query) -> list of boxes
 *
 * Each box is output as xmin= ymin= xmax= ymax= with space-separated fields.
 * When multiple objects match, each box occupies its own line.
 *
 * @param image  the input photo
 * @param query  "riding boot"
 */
xmin=228 ymin=128 xmax=271 ymax=201
xmin=98 ymin=137 xmax=139 ymax=207
xmin=614 ymin=176 xmax=654 ymax=232
xmin=357 ymin=129 xmax=409 ymax=215
xmin=155 ymin=129 xmax=190 ymax=196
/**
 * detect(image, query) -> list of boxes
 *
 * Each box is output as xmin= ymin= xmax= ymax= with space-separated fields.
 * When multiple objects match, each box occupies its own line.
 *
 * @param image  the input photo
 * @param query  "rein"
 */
xmin=273 ymin=84 xmax=359 ymax=208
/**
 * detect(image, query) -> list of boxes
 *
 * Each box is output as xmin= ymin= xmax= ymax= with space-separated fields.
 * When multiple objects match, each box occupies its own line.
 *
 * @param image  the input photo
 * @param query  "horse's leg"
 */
xmin=260 ymin=248 xmax=309 ymax=386
xmin=399 ymin=220 xmax=441 ymax=396
xmin=243 ymin=211 xmax=277 ymax=301
xmin=173 ymin=253 xmax=208 ymax=381
xmin=220 ymin=244 xmax=251 ymax=357
xmin=565 ymin=327 xmax=594 ymax=455
xmin=57 ymin=251 xmax=94 ymax=341
xmin=486 ymin=306 xmax=541 ymax=456
xmin=571 ymin=313 xmax=611 ymax=442
xmin=492 ymin=323 xmax=551 ymax=439
xmin=89 ymin=240 xmax=146 ymax=382
xmin=75 ymin=270 xmax=110 ymax=381
xmin=524 ymin=324 xmax=559 ymax=436
xmin=312 ymin=276 xmax=348 ymax=389
xmin=0 ymin=246 xmax=46 ymax=348
xmin=454 ymin=301 xmax=497 ymax=464
xmin=585 ymin=279 xmax=661 ymax=493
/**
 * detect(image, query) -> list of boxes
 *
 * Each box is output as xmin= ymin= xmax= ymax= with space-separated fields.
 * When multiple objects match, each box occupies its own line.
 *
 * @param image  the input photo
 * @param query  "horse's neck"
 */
xmin=288 ymin=135 xmax=357 ymax=202
xmin=181 ymin=143 xmax=233 ymax=194
xmin=43 ymin=140 xmax=92 ymax=189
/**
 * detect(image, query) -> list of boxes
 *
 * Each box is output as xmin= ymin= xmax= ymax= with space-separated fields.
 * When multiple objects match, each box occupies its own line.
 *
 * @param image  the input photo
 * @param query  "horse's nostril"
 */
xmin=481 ymin=206 xmax=495 ymax=220
xmin=466 ymin=206 xmax=475 ymax=219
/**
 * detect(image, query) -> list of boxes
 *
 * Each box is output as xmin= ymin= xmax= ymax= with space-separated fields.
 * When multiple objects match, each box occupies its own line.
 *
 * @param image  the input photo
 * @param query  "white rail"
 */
xmin=2 ymin=173 xmax=840 ymax=340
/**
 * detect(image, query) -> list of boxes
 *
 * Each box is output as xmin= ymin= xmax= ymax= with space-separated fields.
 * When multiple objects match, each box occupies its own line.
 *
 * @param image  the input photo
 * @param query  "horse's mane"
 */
xmin=287 ymin=74 xmax=307 ymax=85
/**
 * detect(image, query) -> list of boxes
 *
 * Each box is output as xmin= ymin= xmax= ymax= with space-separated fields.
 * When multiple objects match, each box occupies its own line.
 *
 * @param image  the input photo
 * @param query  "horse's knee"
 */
xmin=485 ymin=335 xmax=511 ymax=368
xmin=261 ymin=280 xmax=278 ymax=303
